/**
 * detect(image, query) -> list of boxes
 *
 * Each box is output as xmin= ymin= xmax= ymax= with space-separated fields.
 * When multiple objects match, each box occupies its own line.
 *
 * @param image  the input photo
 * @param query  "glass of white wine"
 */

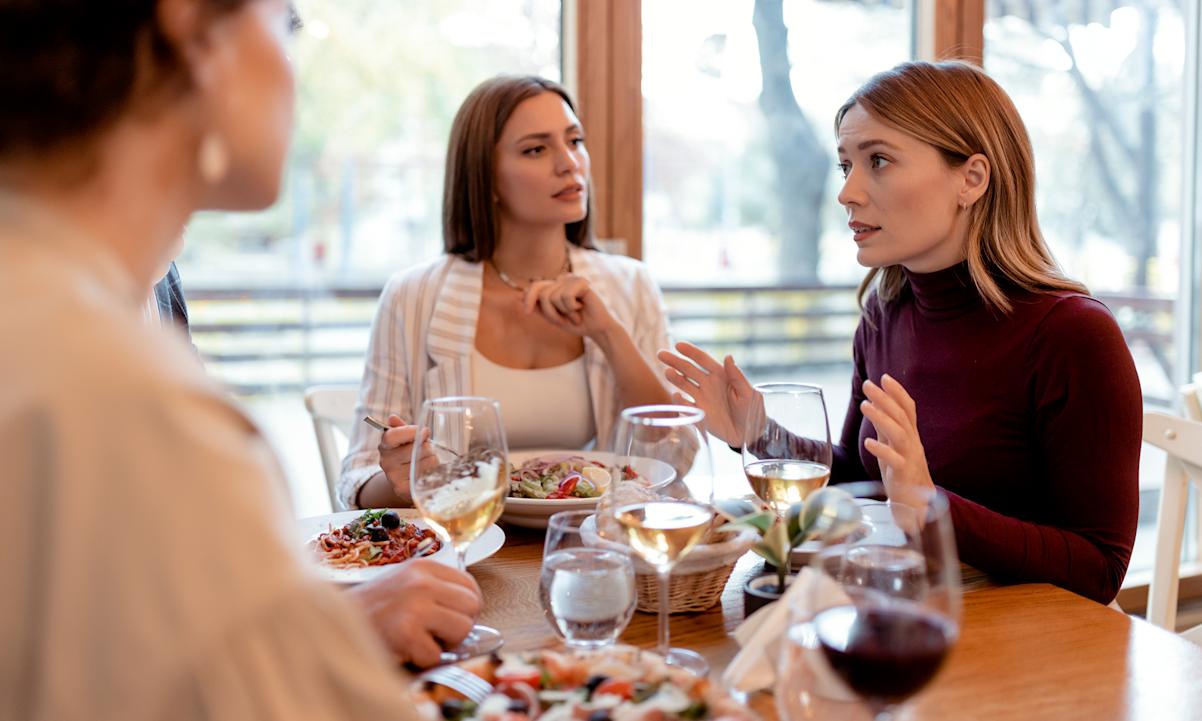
xmin=742 ymin=382 xmax=833 ymax=519
xmin=411 ymin=396 xmax=508 ymax=661
xmin=601 ymin=404 xmax=714 ymax=675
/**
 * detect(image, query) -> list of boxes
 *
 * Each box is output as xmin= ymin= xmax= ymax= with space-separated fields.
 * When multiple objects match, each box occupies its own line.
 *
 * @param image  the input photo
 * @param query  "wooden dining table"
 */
xmin=471 ymin=524 xmax=1202 ymax=721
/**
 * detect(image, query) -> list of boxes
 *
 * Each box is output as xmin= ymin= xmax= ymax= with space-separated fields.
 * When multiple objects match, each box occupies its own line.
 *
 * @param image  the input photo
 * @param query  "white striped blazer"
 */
xmin=338 ymin=245 xmax=672 ymax=509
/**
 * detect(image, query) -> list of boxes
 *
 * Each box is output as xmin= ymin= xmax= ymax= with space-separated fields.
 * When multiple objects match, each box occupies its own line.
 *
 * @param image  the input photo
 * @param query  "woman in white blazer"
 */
xmin=341 ymin=76 xmax=673 ymax=510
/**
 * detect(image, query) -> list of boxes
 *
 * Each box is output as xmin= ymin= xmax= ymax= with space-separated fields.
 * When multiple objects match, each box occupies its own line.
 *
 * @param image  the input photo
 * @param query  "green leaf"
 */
xmin=786 ymin=502 xmax=806 ymax=547
xmin=715 ymin=498 xmax=759 ymax=522
xmin=754 ymin=520 xmax=790 ymax=567
xmin=800 ymin=487 xmax=862 ymax=542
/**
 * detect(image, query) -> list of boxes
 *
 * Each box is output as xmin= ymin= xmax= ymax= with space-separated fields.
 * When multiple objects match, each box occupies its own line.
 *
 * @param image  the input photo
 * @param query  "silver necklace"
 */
xmin=489 ymin=250 xmax=572 ymax=291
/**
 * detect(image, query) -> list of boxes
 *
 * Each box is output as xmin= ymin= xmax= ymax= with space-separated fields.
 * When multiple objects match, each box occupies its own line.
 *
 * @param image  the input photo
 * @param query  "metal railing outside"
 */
xmin=186 ymin=283 xmax=1175 ymax=402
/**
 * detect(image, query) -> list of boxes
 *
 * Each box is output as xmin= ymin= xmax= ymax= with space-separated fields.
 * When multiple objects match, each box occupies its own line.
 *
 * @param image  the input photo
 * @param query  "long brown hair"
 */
xmin=836 ymin=61 xmax=1086 ymax=314
xmin=442 ymin=75 xmax=595 ymax=262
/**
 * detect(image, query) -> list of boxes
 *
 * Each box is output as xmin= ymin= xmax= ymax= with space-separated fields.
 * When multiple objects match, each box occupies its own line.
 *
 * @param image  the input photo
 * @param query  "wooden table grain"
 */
xmin=473 ymin=524 xmax=1202 ymax=721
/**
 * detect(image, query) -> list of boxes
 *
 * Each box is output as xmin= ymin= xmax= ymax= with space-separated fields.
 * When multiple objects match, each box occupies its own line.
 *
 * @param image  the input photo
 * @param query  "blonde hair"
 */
xmin=835 ymin=61 xmax=1086 ymax=314
xmin=443 ymin=75 xmax=594 ymax=262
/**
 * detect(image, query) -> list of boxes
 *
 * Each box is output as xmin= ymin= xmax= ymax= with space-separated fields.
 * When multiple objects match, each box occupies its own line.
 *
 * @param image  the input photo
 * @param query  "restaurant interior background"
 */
xmin=177 ymin=0 xmax=1202 ymax=620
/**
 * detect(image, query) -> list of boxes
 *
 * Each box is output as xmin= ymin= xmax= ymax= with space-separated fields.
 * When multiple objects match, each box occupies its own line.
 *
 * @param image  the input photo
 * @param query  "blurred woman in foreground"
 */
xmin=0 ymin=1 xmax=480 ymax=717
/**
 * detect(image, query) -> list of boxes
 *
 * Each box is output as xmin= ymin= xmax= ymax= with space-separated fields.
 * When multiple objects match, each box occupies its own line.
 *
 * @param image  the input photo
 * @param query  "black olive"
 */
xmin=368 ymin=526 xmax=389 ymax=542
xmin=507 ymin=700 xmax=530 ymax=713
xmin=440 ymin=699 xmax=467 ymax=720
xmin=381 ymin=510 xmax=401 ymax=529
xmin=581 ymin=672 xmax=605 ymax=696
xmin=587 ymin=710 xmax=612 ymax=721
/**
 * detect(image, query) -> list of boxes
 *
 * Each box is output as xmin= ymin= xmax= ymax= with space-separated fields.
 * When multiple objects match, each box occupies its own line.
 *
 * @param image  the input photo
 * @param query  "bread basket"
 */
xmin=581 ymin=514 xmax=758 ymax=614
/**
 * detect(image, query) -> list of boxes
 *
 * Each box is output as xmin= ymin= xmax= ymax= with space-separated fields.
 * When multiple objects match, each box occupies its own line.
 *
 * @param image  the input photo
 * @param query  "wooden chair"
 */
xmin=303 ymin=385 xmax=359 ymax=512
xmin=1184 ymin=375 xmax=1202 ymax=421
xmin=1144 ymin=409 xmax=1202 ymax=644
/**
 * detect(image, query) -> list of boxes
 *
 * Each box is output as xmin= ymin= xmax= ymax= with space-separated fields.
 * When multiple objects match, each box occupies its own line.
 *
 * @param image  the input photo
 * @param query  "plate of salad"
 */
xmin=500 ymin=450 xmax=675 ymax=529
xmin=414 ymin=644 xmax=755 ymax=721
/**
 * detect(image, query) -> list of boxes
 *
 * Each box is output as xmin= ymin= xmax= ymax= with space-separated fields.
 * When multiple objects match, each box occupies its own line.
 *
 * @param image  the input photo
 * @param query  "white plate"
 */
xmin=500 ymin=449 xmax=676 ymax=529
xmin=297 ymin=508 xmax=506 ymax=585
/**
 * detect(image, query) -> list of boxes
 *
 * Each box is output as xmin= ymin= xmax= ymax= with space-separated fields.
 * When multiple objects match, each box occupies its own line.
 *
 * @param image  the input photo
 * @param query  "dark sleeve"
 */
xmin=154 ymin=262 xmax=191 ymax=339
xmin=831 ymin=311 xmax=870 ymax=482
xmin=945 ymin=297 xmax=1141 ymax=604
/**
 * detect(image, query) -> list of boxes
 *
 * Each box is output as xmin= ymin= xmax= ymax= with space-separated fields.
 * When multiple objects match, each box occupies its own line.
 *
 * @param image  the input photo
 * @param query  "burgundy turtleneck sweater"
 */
xmin=832 ymin=263 xmax=1141 ymax=604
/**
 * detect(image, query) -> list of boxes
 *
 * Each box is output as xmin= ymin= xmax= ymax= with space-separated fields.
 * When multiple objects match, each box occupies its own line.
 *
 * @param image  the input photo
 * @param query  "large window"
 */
xmin=184 ymin=0 xmax=561 ymax=285
xmin=642 ymin=0 xmax=913 ymax=430
xmin=985 ymin=1 xmax=1187 ymax=578
xmin=985 ymin=1 xmax=1184 ymax=402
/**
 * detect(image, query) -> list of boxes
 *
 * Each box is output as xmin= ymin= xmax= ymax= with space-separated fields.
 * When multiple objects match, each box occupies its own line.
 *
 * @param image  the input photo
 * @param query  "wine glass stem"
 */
xmin=656 ymin=566 xmax=671 ymax=657
xmin=453 ymin=542 xmax=468 ymax=572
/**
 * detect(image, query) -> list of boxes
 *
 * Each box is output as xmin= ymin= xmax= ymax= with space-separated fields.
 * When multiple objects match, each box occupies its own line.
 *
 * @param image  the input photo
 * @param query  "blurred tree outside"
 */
xmin=746 ymin=0 xmax=1182 ymax=292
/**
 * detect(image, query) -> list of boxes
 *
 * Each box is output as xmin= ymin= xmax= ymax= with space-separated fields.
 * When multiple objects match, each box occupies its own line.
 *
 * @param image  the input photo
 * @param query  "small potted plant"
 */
xmin=717 ymin=486 xmax=861 ymax=616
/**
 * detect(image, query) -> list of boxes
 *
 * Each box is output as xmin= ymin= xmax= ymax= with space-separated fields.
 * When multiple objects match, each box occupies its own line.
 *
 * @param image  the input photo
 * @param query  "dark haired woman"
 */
xmin=0 ymin=0 xmax=483 ymax=714
xmin=342 ymin=75 xmax=672 ymax=510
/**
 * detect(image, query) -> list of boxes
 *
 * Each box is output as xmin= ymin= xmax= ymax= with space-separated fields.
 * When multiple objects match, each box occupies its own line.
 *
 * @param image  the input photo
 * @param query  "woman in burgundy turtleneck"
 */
xmin=659 ymin=61 xmax=1140 ymax=605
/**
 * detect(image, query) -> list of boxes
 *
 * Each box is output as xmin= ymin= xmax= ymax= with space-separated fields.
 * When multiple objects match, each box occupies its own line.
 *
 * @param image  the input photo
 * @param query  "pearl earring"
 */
xmin=198 ymin=132 xmax=229 ymax=184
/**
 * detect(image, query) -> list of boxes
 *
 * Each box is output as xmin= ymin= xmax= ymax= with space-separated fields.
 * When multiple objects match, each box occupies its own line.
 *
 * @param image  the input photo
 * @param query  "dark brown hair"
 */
xmin=0 ymin=0 xmax=257 ymax=158
xmin=442 ymin=75 xmax=595 ymax=262
xmin=836 ymin=61 xmax=1087 ymax=314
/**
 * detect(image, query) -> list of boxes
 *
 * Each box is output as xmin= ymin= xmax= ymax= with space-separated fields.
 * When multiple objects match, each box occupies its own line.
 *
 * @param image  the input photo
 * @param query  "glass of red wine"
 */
xmin=777 ymin=485 xmax=960 ymax=721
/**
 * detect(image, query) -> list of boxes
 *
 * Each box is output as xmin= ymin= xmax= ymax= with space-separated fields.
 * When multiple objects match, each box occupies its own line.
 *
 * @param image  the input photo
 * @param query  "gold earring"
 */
xmin=198 ymin=132 xmax=229 ymax=184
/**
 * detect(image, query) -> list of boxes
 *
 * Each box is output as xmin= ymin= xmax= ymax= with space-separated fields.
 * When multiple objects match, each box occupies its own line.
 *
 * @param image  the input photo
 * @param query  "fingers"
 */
xmin=662 ymin=366 xmax=700 ymax=394
xmin=863 ymin=436 xmax=905 ymax=469
xmin=880 ymin=373 xmax=917 ymax=426
xmin=393 ymin=621 xmax=445 ymax=669
xmin=723 ymin=355 xmax=754 ymax=398
xmin=379 ymin=424 xmax=421 ymax=451
xmin=657 ymin=350 xmax=709 ymax=390
xmin=862 ymin=379 xmax=912 ymax=436
xmin=426 ymin=606 xmax=477 ymax=648
xmin=674 ymin=341 xmax=723 ymax=374
xmin=671 ymin=391 xmax=698 ymax=406
xmin=404 ymin=560 xmax=483 ymax=616
xmin=859 ymin=397 xmax=908 ymax=449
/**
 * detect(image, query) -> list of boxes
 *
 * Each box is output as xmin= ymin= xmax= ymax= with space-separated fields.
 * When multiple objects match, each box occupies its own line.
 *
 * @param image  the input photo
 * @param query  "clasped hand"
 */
xmin=523 ymin=274 xmax=616 ymax=338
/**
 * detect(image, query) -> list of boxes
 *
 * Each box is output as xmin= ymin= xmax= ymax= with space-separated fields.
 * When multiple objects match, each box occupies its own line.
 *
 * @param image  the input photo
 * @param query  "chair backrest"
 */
xmin=1184 ymin=377 xmax=1202 ymax=421
xmin=303 ymin=385 xmax=360 ymax=512
xmin=1144 ymin=410 xmax=1202 ymax=630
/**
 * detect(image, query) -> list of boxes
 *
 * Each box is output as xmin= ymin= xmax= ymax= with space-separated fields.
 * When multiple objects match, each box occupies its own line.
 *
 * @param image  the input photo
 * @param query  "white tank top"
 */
xmin=470 ymin=348 xmax=596 ymax=450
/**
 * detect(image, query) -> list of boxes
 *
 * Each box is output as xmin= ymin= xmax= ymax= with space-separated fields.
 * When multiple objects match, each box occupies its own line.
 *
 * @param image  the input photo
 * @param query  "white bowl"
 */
xmin=500 ymin=449 xmax=676 ymax=529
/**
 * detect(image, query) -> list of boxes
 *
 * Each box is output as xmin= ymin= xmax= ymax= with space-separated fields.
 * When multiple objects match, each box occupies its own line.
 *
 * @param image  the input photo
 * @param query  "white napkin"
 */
xmin=722 ymin=568 xmax=851 ymax=693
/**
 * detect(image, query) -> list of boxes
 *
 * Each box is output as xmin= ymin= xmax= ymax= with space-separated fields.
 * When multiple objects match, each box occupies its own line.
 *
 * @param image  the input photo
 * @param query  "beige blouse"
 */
xmin=339 ymin=247 xmax=672 ymax=510
xmin=0 ymin=197 xmax=420 ymax=721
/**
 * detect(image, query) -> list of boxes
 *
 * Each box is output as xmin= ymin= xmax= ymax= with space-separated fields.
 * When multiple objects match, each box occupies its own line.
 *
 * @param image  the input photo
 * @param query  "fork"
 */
xmin=419 ymin=663 xmax=495 ymax=704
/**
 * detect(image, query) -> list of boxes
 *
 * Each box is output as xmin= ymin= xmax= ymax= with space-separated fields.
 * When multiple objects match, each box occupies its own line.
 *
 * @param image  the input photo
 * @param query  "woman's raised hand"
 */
xmin=656 ymin=341 xmax=758 ymax=447
xmin=523 ymin=274 xmax=617 ymax=338
xmin=860 ymin=374 xmax=937 ymax=510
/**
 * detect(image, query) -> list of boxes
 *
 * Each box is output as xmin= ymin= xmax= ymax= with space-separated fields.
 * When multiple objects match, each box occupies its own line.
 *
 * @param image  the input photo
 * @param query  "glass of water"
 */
xmin=539 ymin=510 xmax=636 ymax=652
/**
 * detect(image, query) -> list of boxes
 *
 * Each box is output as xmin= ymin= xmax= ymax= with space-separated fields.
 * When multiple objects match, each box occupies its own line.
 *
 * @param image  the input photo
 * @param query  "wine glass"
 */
xmin=600 ymin=404 xmax=714 ymax=675
xmin=777 ymin=485 xmax=960 ymax=721
xmin=741 ymin=382 xmax=833 ymax=519
xmin=539 ymin=510 xmax=636 ymax=652
xmin=411 ymin=396 xmax=509 ymax=661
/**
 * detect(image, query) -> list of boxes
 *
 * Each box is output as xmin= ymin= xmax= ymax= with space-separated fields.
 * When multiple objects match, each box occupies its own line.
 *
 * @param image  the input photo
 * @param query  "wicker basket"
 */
xmin=581 ymin=515 xmax=758 ymax=614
